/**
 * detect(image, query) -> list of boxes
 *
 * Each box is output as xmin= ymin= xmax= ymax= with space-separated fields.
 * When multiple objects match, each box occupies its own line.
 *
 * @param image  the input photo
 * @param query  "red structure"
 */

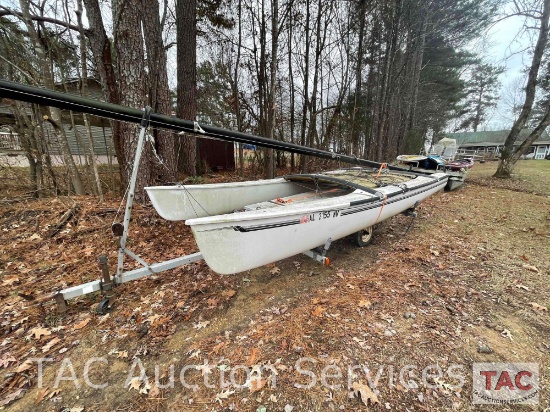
xmin=197 ymin=138 xmax=235 ymax=171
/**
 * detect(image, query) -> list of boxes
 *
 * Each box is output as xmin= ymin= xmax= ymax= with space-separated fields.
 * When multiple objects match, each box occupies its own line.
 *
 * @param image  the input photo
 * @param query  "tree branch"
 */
xmin=0 ymin=6 xmax=80 ymax=32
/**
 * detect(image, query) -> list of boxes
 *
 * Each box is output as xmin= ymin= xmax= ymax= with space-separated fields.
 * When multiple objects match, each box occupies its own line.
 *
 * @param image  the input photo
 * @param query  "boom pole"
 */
xmin=0 ymin=80 xmax=410 ymax=171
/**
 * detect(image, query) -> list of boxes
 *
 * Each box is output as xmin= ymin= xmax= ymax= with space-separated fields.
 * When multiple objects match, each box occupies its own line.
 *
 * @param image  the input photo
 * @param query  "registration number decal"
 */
xmin=300 ymin=210 xmax=340 ymax=223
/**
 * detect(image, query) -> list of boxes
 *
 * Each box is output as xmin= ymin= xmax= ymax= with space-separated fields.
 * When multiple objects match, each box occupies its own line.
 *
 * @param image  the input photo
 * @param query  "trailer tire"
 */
xmin=354 ymin=226 xmax=374 ymax=247
xmin=96 ymin=298 xmax=113 ymax=315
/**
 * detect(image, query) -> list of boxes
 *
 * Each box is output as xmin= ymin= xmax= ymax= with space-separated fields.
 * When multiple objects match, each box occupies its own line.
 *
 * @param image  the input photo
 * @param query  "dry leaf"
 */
xmin=148 ymin=384 xmax=161 ymax=399
xmin=352 ymin=381 xmax=380 ymax=406
xmin=98 ymin=313 xmax=110 ymax=324
xmin=250 ymin=378 xmax=267 ymax=393
xmin=73 ymin=318 xmax=91 ymax=330
xmin=221 ymin=289 xmax=236 ymax=299
xmin=42 ymin=337 xmax=61 ymax=353
xmin=311 ymin=306 xmax=326 ymax=317
xmin=211 ymin=342 xmax=226 ymax=355
xmin=147 ymin=314 xmax=161 ymax=324
xmin=16 ymin=359 xmax=34 ymax=373
xmin=522 ymin=264 xmax=539 ymax=273
xmin=128 ymin=377 xmax=142 ymax=392
xmin=117 ymin=351 xmax=129 ymax=359
xmin=0 ymin=389 xmax=25 ymax=406
xmin=46 ymin=389 xmax=60 ymax=400
xmin=196 ymin=360 xmax=215 ymax=376
xmin=28 ymin=327 xmax=51 ymax=339
xmin=246 ymin=347 xmax=260 ymax=366
xmin=207 ymin=297 xmax=219 ymax=307
xmin=515 ymin=284 xmax=530 ymax=291
xmin=270 ymin=267 xmax=281 ymax=275
xmin=528 ymin=302 xmax=548 ymax=312
xmin=214 ymin=389 xmax=235 ymax=404
xmin=35 ymin=387 xmax=49 ymax=404
xmin=0 ymin=354 xmax=17 ymax=369
xmin=193 ymin=321 xmax=210 ymax=329
xmin=2 ymin=276 xmax=20 ymax=286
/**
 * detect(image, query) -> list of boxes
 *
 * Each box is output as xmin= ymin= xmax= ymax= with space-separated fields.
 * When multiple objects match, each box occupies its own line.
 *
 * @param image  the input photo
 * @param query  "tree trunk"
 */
xmin=76 ymin=0 xmax=104 ymax=201
xmin=399 ymin=11 xmax=426 ymax=156
xmin=495 ymin=0 xmax=550 ymax=178
xmin=265 ymin=0 xmax=279 ymax=178
xmin=176 ymin=0 xmax=197 ymax=176
xmin=35 ymin=106 xmax=59 ymax=194
xmin=306 ymin=0 xmax=327 ymax=157
xmin=13 ymin=102 xmax=42 ymax=197
xmin=142 ymin=0 xmax=177 ymax=183
xmin=113 ymin=0 xmax=151 ymax=201
xmin=229 ymin=0 xmax=244 ymax=175
xmin=376 ymin=0 xmax=401 ymax=161
xmin=351 ymin=0 xmax=367 ymax=157
xmin=288 ymin=5 xmax=295 ymax=171
xmin=299 ymin=0 xmax=311 ymax=172
xmin=82 ymin=0 xmax=124 ymax=169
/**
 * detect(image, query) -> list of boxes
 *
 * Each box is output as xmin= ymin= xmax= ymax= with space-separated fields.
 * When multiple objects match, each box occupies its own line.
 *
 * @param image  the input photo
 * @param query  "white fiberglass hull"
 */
xmin=145 ymin=178 xmax=304 ymax=220
xmin=186 ymin=173 xmax=447 ymax=274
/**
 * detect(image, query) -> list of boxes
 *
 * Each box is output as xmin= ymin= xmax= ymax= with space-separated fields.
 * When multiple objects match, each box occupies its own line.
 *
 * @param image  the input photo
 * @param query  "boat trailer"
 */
xmin=53 ymin=109 xmax=332 ymax=313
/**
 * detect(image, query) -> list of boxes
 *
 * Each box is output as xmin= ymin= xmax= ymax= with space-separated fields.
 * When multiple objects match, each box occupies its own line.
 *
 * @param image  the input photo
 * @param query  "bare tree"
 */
xmin=19 ymin=0 xmax=85 ymax=195
xmin=495 ymin=0 xmax=550 ymax=178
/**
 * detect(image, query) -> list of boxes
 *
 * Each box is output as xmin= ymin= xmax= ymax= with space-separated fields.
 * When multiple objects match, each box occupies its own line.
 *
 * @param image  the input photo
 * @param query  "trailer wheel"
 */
xmin=96 ymin=298 xmax=113 ymax=315
xmin=354 ymin=226 xmax=374 ymax=247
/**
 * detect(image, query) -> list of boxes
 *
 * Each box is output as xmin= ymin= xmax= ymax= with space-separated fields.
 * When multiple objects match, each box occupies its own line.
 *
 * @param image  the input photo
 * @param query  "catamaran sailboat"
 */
xmin=146 ymin=168 xmax=448 ymax=274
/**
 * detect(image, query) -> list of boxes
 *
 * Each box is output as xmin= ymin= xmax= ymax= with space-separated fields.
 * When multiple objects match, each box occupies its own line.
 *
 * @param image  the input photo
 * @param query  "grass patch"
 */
xmin=468 ymin=159 xmax=550 ymax=196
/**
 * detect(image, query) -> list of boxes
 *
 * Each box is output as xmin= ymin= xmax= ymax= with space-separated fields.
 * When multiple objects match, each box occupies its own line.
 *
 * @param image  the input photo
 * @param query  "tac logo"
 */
xmin=472 ymin=363 xmax=539 ymax=404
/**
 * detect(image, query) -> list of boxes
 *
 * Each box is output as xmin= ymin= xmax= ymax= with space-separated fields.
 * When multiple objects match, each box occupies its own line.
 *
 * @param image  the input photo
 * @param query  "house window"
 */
xmin=535 ymin=145 xmax=547 ymax=159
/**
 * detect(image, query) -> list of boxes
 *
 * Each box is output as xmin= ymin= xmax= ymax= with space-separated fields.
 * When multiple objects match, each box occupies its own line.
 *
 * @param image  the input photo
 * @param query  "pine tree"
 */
xmin=457 ymin=63 xmax=504 ymax=132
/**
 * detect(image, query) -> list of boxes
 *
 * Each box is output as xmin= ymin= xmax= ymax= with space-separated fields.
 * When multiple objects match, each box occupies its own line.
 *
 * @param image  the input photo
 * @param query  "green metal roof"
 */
xmin=445 ymin=129 xmax=549 ymax=145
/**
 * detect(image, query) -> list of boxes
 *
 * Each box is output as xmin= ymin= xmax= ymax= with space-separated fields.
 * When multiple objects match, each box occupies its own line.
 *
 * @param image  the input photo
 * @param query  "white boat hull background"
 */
xmin=185 ymin=173 xmax=447 ymax=274
xmin=145 ymin=178 xmax=304 ymax=220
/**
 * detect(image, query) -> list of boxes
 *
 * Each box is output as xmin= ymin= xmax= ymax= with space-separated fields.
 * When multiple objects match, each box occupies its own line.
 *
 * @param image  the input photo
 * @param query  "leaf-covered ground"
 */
xmin=1 ymin=161 xmax=549 ymax=411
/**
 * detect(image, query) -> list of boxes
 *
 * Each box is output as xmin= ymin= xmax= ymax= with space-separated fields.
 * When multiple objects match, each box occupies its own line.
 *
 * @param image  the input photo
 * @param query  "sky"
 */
xmin=482 ymin=11 xmax=534 ymax=130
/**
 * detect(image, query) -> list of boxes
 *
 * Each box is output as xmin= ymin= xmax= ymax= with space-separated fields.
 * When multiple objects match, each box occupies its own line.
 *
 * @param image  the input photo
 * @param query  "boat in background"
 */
xmin=429 ymin=137 xmax=458 ymax=161
xmin=147 ymin=168 xmax=448 ymax=274
xmin=446 ymin=158 xmax=474 ymax=171
xmin=396 ymin=154 xmax=472 ymax=191
xmin=397 ymin=154 xmax=446 ymax=171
